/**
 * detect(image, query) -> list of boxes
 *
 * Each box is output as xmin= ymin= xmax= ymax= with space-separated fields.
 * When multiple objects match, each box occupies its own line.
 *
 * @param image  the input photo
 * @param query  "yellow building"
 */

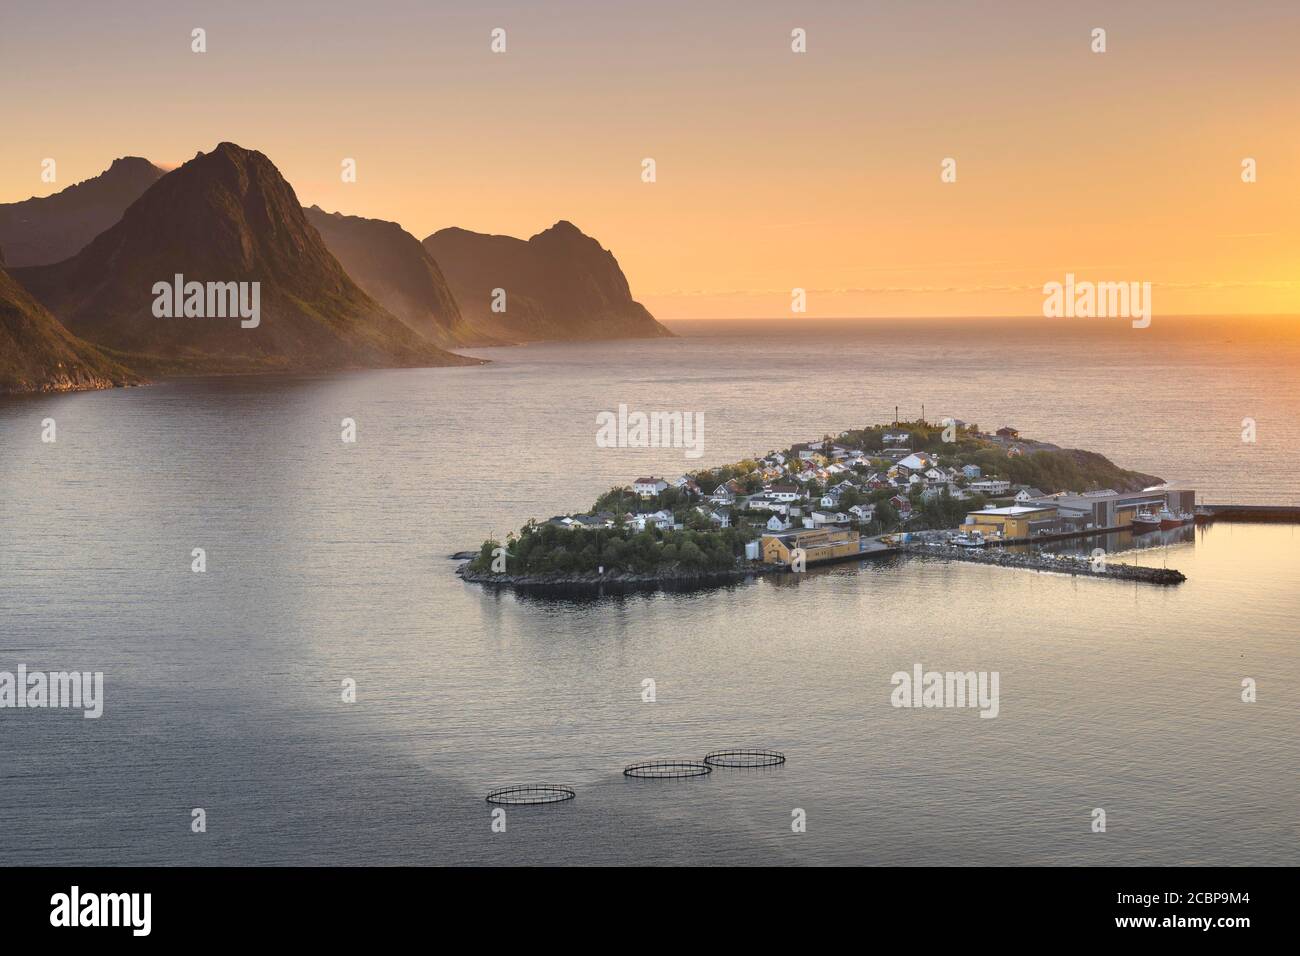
xmin=961 ymin=505 xmax=1057 ymax=540
xmin=761 ymin=528 xmax=861 ymax=565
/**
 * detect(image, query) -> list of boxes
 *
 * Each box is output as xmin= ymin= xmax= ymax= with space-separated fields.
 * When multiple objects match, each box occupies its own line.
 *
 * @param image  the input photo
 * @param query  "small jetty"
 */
xmin=1199 ymin=504 xmax=1300 ymax=523
xmin=904 ymin=542 xmax=1186 ymax=585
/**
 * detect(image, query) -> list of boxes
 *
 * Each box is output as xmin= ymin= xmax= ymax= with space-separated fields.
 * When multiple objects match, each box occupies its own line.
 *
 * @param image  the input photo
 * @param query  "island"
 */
xmin=458 ymin=419 xmax=1192 ymax=593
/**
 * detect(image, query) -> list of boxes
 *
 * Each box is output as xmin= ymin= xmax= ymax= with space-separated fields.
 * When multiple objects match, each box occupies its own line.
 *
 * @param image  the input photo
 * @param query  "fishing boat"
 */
xmin=1158 ymin=508 xmax=1192 ymax=529
xmin=951 ymin=530 xmax=987 ymax=547
xmin=1131 ymin=509 xmax=1162 ymax=532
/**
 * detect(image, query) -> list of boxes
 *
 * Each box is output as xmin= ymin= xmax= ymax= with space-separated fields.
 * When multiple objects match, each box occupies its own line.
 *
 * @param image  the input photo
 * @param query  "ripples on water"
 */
xmin=0 ymin=319 xmax=1296 ymax=864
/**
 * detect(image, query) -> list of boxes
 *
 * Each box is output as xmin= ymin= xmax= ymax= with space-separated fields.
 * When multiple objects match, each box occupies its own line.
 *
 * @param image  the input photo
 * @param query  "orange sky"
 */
xmin=3 ymin=0 xmax=1297 ymax=319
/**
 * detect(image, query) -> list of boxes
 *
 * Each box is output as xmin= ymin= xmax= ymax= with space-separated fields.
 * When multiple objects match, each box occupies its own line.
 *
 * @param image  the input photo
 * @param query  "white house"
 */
xmin=1015 ymin=487 xmax=1047 ymax=503
xmin=767 ymin=514 xmax=792 ymax=532
xmin=849 ymin=504 xmax=875 ymax=522
xmin=630 ymin=509 xmax=674 ymax=530
xmin=962 ymin=464 xmax=982 ymax=479
xmin=633 ymin=477 xmax=669 ymax=498
xmin=970 ymin=479 xmax=1012 ymax=495
xmin=896 ymin=452 xmax=935 ymax=475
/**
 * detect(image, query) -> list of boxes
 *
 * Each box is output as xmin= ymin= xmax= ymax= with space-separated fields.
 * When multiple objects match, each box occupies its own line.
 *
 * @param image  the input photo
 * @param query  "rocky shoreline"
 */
xmin=456 ymin=561 xmax=772 ymax=594
xmin=903 ymin=543 xmax=1186 ymax=585
xmin=453 ymin=538 xmax=1187 ymax=596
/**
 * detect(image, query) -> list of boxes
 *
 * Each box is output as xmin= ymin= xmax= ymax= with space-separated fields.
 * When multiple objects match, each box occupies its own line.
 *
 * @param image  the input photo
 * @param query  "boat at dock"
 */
xmin=1131 ymin=509 xmax=1162 ymax=532
xmin=1158 ymin=507 xmax=1193 ymax=529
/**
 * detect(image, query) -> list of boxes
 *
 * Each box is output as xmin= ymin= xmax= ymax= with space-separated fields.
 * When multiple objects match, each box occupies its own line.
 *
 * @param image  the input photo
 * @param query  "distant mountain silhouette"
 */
xmin=0 ymin=157 xmax=165 ymax=267
xmin=13 ymin=144 xmax=480 ymax=373
xmin=304 ymin=205 xmax=492 ymax=347
xmin=0 ymin=262 xmax=139 ymax=393
xmin=423 ymin=221 xmax=672 ymax=343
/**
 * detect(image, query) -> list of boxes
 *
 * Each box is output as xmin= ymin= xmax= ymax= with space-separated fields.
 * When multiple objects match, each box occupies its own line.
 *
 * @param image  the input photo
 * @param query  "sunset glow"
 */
xmin=4 ymin=0 xmax=1297 ymax=319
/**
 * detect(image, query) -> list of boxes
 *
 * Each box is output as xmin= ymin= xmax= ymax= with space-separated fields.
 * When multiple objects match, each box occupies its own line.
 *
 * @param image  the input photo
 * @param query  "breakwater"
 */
xmin=903 ymin=543 xmax=1186 ymax=585
xmin=1201 ymin=504 xmax=1300 ymax=523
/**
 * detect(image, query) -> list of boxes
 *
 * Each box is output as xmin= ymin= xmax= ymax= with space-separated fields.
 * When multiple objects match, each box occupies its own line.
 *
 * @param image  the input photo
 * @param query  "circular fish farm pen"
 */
xmin=484 ymin=784 xmax=576 ymax=806
xmin=623 ymin=760 xmax=713 ymax=779
xmin=703 ymin=749 xmax=787 ymax=769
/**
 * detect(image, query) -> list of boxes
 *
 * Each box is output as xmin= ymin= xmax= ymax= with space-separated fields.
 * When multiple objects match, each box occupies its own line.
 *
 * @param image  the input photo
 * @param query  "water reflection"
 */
xmin=1007 ymin=524 xmax=1197 ymax=559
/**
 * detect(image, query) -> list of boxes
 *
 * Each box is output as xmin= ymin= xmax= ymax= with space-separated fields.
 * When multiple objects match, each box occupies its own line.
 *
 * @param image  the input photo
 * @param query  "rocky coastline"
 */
xmin=456 ymin=561 xmax=772 ymax=595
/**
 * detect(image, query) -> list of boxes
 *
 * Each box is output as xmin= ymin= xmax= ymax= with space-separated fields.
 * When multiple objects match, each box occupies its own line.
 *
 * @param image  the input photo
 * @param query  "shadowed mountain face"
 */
xmin=0 ymin=264 xmax=139 ymax=393
xmin=422 ymin=221 xmax=673 ymax=343
xmin=0 ymin=157 xmax=165 ymax=268
xmin=304 ymin=205 xmax=487 ymax=347
xmin=12 ymin=144 xmax=479 ymax=373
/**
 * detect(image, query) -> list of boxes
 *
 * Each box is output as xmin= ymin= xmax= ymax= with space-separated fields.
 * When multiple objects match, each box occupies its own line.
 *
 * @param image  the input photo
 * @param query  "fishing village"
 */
xmin=457 ymin=417 xmax=1288 ymax=594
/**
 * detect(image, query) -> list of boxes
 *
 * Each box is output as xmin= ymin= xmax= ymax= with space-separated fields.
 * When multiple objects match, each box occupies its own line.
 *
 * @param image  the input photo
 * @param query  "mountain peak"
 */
xmin=532 ymin=219 xmax=588 ymax=243
xmin=105 ymin=156 xmax=159 ymax=176
xmin=0 ymin=155 xmax=166 ymax=267
xmin=205 ymin=141 xmax=256 ymax=159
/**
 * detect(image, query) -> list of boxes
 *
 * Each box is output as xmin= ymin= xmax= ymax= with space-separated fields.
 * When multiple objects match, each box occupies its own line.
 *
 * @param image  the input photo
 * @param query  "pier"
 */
xmin=1200 ymin=504 xmax=1300 ymax=523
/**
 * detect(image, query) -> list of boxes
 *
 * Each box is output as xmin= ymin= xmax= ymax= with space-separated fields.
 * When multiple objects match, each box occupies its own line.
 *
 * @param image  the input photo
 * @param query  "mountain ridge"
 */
xmin=0 ymin=156 xmax=165 ymax=268
xmin=423 ymin=222 xmax=672 ymax=343
xmin=12 ymin=143 xmax=481 ymax=374
xmin=303 ymin=205 xmax=494 ymax=347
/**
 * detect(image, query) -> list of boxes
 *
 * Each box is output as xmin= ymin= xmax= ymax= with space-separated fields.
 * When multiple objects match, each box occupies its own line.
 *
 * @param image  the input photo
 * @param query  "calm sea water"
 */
xmin=1 ymin=318 xmax=1297 ymax=865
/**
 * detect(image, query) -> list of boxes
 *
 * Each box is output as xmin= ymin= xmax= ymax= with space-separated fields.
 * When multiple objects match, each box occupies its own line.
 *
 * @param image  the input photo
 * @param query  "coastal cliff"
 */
xmin=423 ymin=221 xmax=672 ymax=344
